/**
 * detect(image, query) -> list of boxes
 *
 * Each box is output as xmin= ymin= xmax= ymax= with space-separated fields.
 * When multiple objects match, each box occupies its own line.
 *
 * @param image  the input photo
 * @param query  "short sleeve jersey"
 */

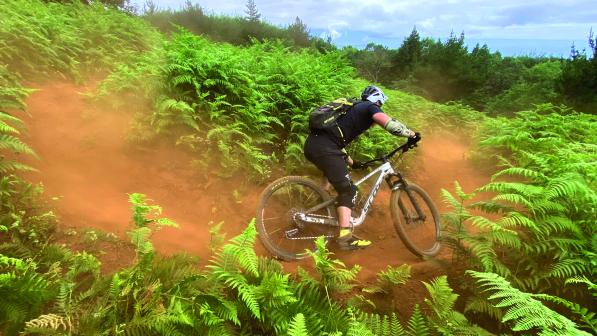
xmin=337 ymin=101 xmax=382 ymax=145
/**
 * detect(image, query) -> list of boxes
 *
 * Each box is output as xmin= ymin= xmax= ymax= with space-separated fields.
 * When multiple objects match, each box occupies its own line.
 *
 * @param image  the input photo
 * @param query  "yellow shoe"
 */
xmin=336 ymin=229 xmax=371 ymax=250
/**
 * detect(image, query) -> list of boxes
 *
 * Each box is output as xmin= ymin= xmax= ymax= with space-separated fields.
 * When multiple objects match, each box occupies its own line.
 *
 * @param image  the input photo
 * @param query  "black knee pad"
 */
xmin=335 ymin=180 xmax=358 ymax=209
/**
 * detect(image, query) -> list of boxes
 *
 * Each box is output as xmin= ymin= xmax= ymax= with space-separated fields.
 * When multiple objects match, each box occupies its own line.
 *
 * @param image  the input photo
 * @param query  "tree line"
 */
xmin=344 ymin=28 xmax=597 ymax=115
xmin=140 ymin=0 xmax=334 ymax=52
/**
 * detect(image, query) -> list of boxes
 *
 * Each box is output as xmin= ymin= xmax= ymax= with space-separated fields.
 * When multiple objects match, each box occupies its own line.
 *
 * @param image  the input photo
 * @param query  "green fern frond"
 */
xmin=0 ymin=159 xmax=35 ymax=173
xmin=288 ymin=313 xmax=309 ymax=336
xmin=492 ymin=193 xmax=533 ymax=208
xmin=464 ymin=296 xmax=504 ymax=321
xmin=0 ymin=111 xmax=25 ymax=128
xmin=470 ymin=215 xmax=518 ymax=235
xmin=548 ymin=259 xmax=589 ymax=279
xmin=545 ymin=176 xmax=590 ymax=200
xmin=496 ymin=211 xmax=535 ymax=229
xmin=217 ymin=220 xmax=259 ymax=277
xmin=479 ymin=181 xmax=543 ymax=198
xmin=440 ymin=187 xmax=473 ymax=216
xmin=363 ymin=264 xmax=411 ymax=294
xmin=423 ymin=276 xmax=458 ymax=319
xmin=256 ymin=272 xmax=297 ymax=308
xmin=565 ymin=276 xmax=597 ymax=293
xmin=0 ymin=134 xmax=36 ymax=155
xmin=534 ymin=293 xmax=597 ymax=334
xmin=359 ymin=312 xmax=405 ymax=336
xmin=306 ymin=236 xmax=360 ymax=294
xmin=407 ymin=305 xmax=429 ymax=336
xmin=491 ymin=167 xmax=545 ymax=181
xmin=345 ymin=308 xmax=374 ymax=336
xmin=468 ymin=271 xmax=591 ymax=335
xmin=0 ymin=120 xmax=20 ymax=134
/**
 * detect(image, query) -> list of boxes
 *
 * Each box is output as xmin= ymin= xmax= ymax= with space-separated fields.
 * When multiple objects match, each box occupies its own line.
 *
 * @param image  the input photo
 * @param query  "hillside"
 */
xmin=1 ymin=1 xmax=595 ymax=335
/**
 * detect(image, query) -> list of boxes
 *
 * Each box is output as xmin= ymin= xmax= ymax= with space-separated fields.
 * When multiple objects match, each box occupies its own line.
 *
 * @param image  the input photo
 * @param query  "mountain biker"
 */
xmin=303 ymin=85 xmax=419 ymax=250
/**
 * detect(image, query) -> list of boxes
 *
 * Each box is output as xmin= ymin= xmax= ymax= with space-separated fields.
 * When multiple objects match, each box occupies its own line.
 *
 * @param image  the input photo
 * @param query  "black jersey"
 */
xmin=337 ymin=100 xmax=382 ymax=145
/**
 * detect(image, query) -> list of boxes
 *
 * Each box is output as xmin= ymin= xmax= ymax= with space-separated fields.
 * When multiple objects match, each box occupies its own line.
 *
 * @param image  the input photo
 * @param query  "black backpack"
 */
xmin=309 ymin=98 xmax=361 ymax=144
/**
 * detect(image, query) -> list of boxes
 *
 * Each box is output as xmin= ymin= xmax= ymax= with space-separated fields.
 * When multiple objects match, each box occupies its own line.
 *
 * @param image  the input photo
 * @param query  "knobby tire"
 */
xmin=391 ymin=182 xmax=441 ymax=257
xmin=256 ymin=176 xmax=336 ymax=261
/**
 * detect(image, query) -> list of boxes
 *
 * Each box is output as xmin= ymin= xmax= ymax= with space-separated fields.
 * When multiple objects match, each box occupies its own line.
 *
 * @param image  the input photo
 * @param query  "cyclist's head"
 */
xmin=361 ymin=85 xmax=388 ymax=106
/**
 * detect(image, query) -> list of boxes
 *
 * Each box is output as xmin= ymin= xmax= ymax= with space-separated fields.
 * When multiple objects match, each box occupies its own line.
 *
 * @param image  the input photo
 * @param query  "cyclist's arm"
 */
xmin=372 ymin=112 xmax=415 ymax=137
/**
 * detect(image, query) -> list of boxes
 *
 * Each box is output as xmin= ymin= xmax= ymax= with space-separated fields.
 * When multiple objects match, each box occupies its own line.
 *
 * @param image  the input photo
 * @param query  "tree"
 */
xmin=486 ymin=61 xmax=563 ymax=115
xmin=286 ymin=16 xmax=309 ymax=48
xmin=392 ymin=27 xmax=422 ymax=79
xmin=355 ymin=43 xmax=392 ymax=84
xmin=245 ymin=0 xmax=261 ymax=22
xmin=143 ymin=0 xmax=157 ymax=14
xmin=413 ymin=32 xmax=470 ymax=102
xmin=557 ymin=30 xmax=597 ymax=113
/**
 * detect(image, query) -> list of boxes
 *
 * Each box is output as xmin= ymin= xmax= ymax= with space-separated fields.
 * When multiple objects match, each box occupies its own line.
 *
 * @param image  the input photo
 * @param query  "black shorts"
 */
xmin=304 ymin=133 xmax=357 ymax=208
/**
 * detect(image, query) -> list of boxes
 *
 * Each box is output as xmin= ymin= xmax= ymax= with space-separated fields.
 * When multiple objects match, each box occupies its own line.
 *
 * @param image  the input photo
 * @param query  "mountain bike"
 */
xmin=256 ymin=137 xmax=441 ymax=261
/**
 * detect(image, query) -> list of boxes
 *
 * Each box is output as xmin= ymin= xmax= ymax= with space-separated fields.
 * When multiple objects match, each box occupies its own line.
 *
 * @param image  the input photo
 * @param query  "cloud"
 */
xmin=139 ymin=0 xmax=597 ymax=40
xmin=320 ymin=28 xmax=342 ymax=41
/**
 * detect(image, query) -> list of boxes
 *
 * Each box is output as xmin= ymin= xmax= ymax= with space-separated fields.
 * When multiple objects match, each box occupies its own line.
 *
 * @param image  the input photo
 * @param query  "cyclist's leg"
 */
xmin=308 ymin=153 xmax=371 ymax=250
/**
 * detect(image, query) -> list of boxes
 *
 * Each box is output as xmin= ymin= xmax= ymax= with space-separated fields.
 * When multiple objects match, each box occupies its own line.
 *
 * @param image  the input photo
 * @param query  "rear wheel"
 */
xmin=256 ymin=176 xmax=337 ymax=261
xmin=391 ymin=182 xmax=441 ymax=257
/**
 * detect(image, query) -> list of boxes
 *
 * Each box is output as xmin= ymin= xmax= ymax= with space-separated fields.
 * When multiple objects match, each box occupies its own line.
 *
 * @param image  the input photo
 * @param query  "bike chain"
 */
xmin=286 ymin=235 xmax=335 ymax=240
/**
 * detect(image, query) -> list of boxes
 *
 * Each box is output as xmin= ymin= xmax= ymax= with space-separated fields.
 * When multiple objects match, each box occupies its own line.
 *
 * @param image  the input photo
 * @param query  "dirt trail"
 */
xmin=21 ymin=81 xmax=261 ymax=258
xmin=20 ymin=81 xmax=491 ymax=299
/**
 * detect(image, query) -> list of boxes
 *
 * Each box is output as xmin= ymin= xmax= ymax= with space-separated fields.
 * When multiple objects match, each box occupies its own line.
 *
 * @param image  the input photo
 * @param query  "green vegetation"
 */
xmin=1 ymin=192 xmax=590 ymax=335
xmin=0 ymin=0 xmax=159 ymax=80
xmin=0 ymin=66 xmax=36 ymax=173
xmin=142 ymin=0 xmax=333 ymax=52
xmin=441 ymin=104 xmax=596 ymax=333
xmin=1 ymin=0 xmax=595 ymax=335
xmin=345 ymin=28 xmax=597 ymax=115
xmin=97 ymin=30 xmax=355 ymax=179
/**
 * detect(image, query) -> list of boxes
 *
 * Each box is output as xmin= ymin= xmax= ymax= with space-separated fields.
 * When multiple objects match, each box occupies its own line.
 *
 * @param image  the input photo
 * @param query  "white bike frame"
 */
xmin=350 ymin=161 xmax=395 ymax=227
xmin=297 ymin=161 xmax=400 ymax=228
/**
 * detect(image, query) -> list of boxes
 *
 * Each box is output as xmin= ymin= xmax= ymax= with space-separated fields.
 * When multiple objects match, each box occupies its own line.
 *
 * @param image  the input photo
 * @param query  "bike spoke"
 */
xmin=268 ymin=227 xmax=282 ymax=235
xmin=304 ymin=189 xmax=315 ymax=205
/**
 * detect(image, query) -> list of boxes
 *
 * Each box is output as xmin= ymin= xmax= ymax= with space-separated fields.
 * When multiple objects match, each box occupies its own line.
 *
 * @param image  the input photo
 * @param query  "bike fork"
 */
xmin=387 ymin=173 xmax=427 ymax=221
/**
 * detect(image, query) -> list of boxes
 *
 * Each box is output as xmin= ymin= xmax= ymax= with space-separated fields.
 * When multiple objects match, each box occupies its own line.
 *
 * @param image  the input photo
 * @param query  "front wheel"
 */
xmin=256 ymin=176 xmax=337 ymax=261
xmin=391 ymin=182 xmax=441 ymax=257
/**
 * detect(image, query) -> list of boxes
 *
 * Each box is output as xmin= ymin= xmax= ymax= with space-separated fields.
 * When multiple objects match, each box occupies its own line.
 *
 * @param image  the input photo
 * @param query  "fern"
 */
xmin=423 ymin=276 xmax=493 ymax=335
xmin=22 ymin=314 xmax=68 ymax=335
xmin=360 ymin=312 xmax=405 ymax=336
xmin=468 ymin=271 xmax=591 ymax=335
xmin=406 ymin=305 xmax=429 ymax=336
xmin=206 ymin=220 xmax=261 ymax=319
xmin=96 ymin=30 xmax=355 ymax=179
xmin=0 ymin=73 xmax=36 ymax=173
xmin=363 ymin=264 xmax=411 ymax=294
xmin=287 ymin=313 xmax=309 ymax=336
xmin=0 ymin=254 xmax=54 ymax=335
xmin=306 ymin=236 xmax=361 ymax=295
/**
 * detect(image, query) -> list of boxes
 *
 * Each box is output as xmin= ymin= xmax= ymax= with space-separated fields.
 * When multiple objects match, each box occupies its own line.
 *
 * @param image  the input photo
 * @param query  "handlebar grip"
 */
xmin=351 ymin=161 xmax=366 ymax=169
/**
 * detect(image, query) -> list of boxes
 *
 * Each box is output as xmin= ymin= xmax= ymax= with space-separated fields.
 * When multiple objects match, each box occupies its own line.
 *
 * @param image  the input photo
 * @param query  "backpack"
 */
xmin=308 ymin=98 xmax=361 ymax=144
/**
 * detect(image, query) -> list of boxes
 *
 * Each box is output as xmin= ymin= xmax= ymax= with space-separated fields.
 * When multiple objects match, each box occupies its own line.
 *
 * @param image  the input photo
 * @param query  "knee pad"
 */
xmin=335 ymin=180 xmax=358 ymax=209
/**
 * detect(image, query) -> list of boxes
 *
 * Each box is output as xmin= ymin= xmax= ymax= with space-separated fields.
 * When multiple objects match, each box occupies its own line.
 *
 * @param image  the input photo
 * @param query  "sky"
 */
xmin=133 ymin=0 xmax=597 ymax=57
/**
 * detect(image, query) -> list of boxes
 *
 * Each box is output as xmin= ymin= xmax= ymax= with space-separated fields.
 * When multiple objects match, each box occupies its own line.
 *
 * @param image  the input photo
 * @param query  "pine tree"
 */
xmin=245 ymin=0 xmax=261 ymax=22
xmin=287 ymin=16 xmax=309 ymax=47
xmin=392 ymin=27 xmax=422 ymax=79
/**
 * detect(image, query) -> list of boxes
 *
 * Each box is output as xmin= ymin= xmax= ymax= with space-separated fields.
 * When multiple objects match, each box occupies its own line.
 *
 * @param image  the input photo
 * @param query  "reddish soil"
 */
xmin=19 ymin=81 xmax=492 ymax=318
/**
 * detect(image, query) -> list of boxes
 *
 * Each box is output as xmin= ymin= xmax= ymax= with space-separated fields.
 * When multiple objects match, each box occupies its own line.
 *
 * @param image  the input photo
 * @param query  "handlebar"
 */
xmin=352 ymin=134 xmax=421 ymax=170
